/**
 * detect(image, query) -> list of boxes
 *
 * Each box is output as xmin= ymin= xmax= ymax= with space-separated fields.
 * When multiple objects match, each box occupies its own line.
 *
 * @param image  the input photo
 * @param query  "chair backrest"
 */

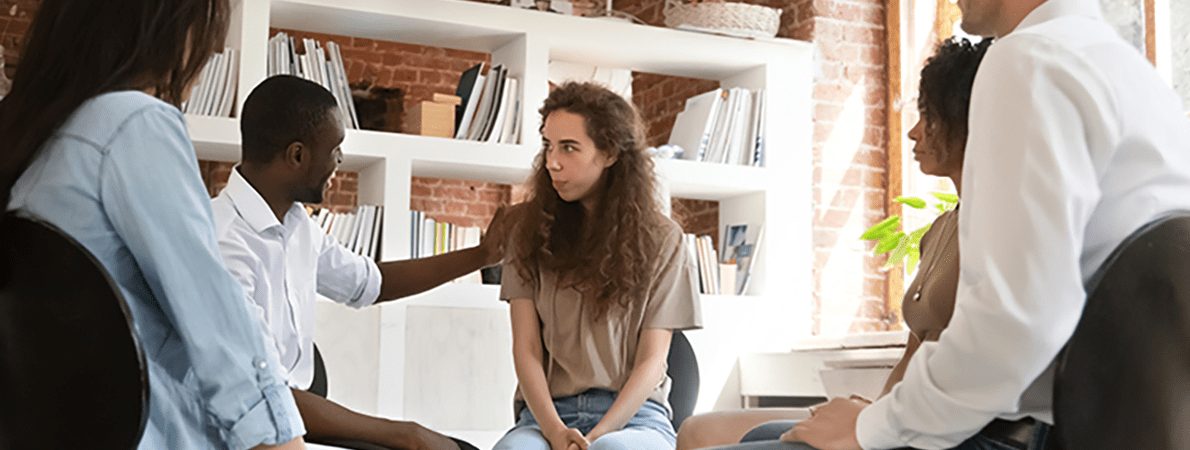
xmin=1053 ymin=214 xmax=1190 ymax=450
xmin=310 ymin=342 xmax=329 ymax=398
xmin=667 ymin=329 xmax=699 ymax=430
xmin=0 ymin=212 xmax=149 ymax=449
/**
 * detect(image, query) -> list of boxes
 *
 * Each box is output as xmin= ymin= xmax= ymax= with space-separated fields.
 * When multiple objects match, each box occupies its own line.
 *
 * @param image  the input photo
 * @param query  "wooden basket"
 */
xmin=663 ymin=0 xmax=781 ymax=39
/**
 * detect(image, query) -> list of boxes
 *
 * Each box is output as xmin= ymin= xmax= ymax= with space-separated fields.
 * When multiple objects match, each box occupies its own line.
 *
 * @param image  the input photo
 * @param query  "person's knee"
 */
xmin=590 ymin=429 xmax=671 ymax=450
xmin=589 ymin=435 xmax=634 ymax=450
xmin=492 ymin=427 xmax=549 ymax=450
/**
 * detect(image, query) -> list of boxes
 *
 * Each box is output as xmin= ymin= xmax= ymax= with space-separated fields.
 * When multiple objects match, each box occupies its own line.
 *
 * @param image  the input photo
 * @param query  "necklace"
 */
xmin=912 ymin=205 xmax=958 ymax=303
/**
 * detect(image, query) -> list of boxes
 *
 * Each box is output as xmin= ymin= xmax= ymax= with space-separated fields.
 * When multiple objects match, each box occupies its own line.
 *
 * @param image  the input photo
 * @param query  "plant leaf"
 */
xmin=909 ymin=223 xmax=932 ymax=241
xmin=932 ymin=192 xmax=959 ymax=204
xmin=874 ymin=231 xmax=904 ymax=254
xmin=860 ymin=216 xmax=901 ymax=240
xmin=885 ymin=235 xmax=911 ymax=267
xmin=895 ymin=196 xmax=927 ymax=209
xmin=906 ymin=245 xmax=921 ymax=273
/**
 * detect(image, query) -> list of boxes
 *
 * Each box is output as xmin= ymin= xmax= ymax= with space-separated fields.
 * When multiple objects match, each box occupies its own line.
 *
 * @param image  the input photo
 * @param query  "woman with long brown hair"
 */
xmin=494 ymin=81 xmax=701 ymax=450
xmin=0 ymin=1 xmax=305 ymax=448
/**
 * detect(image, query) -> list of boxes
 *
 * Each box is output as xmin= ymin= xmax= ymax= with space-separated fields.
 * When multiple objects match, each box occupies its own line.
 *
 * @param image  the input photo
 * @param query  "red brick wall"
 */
xmin=808 ymin=0 xmax=891 ymax=334
xmin=410 ymin=176 xmax=510 ymax=229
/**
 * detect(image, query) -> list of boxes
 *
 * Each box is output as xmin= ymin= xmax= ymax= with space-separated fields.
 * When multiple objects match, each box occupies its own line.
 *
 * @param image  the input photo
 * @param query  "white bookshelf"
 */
xmin=186 ymin=0 xmax=814 ymax=444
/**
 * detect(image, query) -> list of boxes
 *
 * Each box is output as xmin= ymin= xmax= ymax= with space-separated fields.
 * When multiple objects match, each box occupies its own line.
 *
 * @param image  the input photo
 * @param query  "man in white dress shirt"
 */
xmin=789 ymin=0 xmax=1190 ymax=448
xmin=212 ymin=75 xmax=505 ymax=450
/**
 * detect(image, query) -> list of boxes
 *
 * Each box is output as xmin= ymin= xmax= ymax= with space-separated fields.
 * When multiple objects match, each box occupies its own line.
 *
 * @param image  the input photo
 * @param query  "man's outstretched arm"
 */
xmin=291 ymin=388 xmax=458 ymax=450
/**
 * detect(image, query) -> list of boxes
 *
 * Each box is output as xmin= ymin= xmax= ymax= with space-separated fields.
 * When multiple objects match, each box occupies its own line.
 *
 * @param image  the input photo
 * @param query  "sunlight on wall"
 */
xmin=816 ymin=73 xmax=885 ymax=335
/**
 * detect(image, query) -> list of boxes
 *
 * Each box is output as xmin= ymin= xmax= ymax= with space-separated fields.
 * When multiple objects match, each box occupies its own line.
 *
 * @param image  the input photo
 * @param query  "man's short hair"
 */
xmin=240 ymin=75 xmax=340 ymax=164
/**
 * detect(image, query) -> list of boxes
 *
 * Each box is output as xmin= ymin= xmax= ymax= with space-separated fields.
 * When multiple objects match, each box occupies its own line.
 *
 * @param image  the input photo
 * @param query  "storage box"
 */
xmin=406 ymin=101 xmax=456 ymax=138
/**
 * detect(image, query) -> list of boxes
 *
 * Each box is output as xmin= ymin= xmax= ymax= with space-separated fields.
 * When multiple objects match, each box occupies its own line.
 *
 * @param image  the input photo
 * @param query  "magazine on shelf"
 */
xmin=667 ymin=87 xmax=766 ymax=166
xmin=669 ymin=88 xmax=723 ymax=161
xmin=721 ymin=223 xmax=764 ymax=295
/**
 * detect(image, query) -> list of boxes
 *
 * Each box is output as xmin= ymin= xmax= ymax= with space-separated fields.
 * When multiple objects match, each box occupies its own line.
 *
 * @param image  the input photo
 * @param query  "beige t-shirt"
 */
xmin=500 ymin=218 xmax=702 ymax=416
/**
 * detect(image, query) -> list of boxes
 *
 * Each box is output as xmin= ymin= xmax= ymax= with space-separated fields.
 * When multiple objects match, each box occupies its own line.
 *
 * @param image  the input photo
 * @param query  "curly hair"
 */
xmin=918 ymin=36 xmax=993 ymax=168
xmin=508 ymin=82 xmax=666 ymax=320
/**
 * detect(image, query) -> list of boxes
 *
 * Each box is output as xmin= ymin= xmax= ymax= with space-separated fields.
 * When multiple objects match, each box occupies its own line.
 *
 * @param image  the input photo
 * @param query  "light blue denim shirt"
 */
xmin=7 ymin=91 xmax=306 ymax=449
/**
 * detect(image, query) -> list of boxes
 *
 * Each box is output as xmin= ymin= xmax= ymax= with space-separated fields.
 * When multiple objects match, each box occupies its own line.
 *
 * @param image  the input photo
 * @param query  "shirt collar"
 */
xmin=224 ymin=167 xmax=304 ymax=234
xmin=1012 ymin=0 xmax=1105 ymax=35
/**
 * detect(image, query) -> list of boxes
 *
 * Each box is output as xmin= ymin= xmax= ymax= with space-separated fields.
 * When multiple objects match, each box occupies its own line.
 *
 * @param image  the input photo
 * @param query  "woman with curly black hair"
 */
xmin=493 ymin=81 xmax=702 ymax=450
xmin=678 ymin=36 xmax=996 ymax=450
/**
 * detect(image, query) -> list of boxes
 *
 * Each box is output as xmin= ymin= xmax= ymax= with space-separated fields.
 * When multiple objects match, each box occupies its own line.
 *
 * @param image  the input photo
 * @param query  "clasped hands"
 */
xmin=543 ymin=424 xmax=611 ymax=450
xmin=778 ymin=395 xmax=870 ymax=450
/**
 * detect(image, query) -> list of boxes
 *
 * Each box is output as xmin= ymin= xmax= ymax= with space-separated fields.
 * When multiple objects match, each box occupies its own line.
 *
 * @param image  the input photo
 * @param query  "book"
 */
xmin=703 ymin=89 xmax=734 ymax=163
xmin=216 ymin=49 xmax=238 ymax=118
xmin=421 ymin=217 xmax=436 ymax=258
xmin=368 ymin=206 xmax=383 ymax=260
xmin=486 ymin=76 xmax=516 ymax=143
xmin=752 ymin=89 xmax=767 ymax=167
xmin=670 ymin=88 xmax=724 ymax=162
xmin=465 ymin=65 xmax=501 ymax=140
xmin=454 ymin=62 xmax=486 ymax=135
xmin=499 ymin=78 xmax=522 ymax=144
xmin=722 ymin=223 xmax=764 ymax=295
xmin=475 ymin=65 xmax=507 ymax=141
xmin=730 ymin=88 xmax=753 ymax=165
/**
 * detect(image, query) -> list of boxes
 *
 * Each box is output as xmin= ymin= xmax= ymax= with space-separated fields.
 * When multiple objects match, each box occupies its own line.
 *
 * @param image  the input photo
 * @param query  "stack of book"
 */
xmin=410 ymin=211 xmax=484 ymax=283
xmin=684 ymin=224 xmax=763 ymax=296
xmin=668 ymin=87 xmax=767 ymax=166
xmin=183 ymin=48 xmax=239 ymax=118
xmin=685 ymin=234 xmax=723 ymax=295
xmin=267 ymin=32 xmax=360 ymax=129
xmin=311 ymin=205 xmax=384 ymax=261
xmin=409 ymin=211 xmax=483 ymax=259
xmin=453 ymin=62 xmax=522 ymax=144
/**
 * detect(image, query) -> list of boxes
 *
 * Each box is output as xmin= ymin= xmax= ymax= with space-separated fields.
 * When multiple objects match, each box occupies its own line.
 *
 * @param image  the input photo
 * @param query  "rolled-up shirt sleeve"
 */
xmin=315 ymin=231 xmax=381 ymax=308
xmin=99 ymin=105 xmax=305 ymax=449
xmin=856 ymin=35 xmax=1106 ymax=449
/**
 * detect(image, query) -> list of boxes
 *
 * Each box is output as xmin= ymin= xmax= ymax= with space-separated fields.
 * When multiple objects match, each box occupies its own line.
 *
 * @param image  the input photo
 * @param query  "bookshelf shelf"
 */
xmin=658 ymin=158 xmax=771 ymax=200
xmin=189 ymin=0 xmax=814 ymax=437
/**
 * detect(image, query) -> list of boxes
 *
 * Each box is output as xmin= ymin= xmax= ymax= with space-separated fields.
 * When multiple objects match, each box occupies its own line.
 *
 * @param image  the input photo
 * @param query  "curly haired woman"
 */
xmin=493 ymin=82 xmax=702 ymax=450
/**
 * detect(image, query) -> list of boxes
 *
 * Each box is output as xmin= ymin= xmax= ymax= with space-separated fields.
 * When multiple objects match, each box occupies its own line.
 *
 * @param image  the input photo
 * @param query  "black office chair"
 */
xmin=1053 ymin=214 xmax=1190 ymax=450
xmin=668 ymin=329 xmax=700 ymax=430
xmin=0 ymin=212 xmax=149 ymax=449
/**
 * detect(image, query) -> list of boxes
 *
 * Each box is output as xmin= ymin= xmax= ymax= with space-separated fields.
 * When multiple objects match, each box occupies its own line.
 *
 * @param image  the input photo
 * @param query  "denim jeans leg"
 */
xmin=740 ymin=421 xmax=801 ymax=442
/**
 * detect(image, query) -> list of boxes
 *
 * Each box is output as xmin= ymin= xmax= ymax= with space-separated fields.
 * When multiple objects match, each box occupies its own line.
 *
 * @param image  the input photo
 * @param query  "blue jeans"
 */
xmin=492 ymin=389 xmax=677 ymax=450
xmin=713 ymin=419 xmax=1052 ymax=450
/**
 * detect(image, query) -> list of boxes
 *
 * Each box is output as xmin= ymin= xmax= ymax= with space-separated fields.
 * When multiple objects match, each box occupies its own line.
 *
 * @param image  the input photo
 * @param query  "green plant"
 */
xmin=861 ymin=192 xmax=959 ymax=273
